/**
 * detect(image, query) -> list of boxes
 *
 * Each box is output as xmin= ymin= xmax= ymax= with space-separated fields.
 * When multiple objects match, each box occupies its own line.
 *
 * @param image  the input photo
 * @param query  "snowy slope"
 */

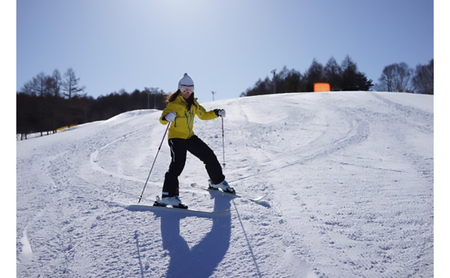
xmin=16 ymin=92 xmax=433 ymax=278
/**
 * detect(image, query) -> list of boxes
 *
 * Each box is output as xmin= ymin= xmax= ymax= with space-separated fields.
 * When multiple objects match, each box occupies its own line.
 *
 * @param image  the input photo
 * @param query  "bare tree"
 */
xmin=378 ymin=62 xmax=413 ymax=92
xmin=33 ymin=72 xmax=47 ymax=96
xmin=49 ymin=69 xmax=62 ymax=97
xmin=61 ymin=68 xmax=85 ymax=126
xmin=62 ymin=68 xmax=85 ymax=100
xmin=413 ymin=59 xmax=433 ymax=95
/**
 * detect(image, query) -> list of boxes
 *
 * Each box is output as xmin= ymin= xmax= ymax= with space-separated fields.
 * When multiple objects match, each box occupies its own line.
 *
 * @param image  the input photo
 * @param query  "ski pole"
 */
xmin=138 ymin=123 xmax=170 ymax=203
xmin=221 ymin=117 xmax=226 ymax=168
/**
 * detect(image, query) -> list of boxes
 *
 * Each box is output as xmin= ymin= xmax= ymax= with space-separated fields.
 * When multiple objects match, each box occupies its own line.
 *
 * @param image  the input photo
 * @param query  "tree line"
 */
xmin=17 ymin=56 xmax=433 ymax=138
xmin=17 ymin=68 xmax=167 ymax=139
xmin=240 ymin=55 xmax=433 ymax=97
xmin=375 ymin=59 xmax=433 ymax=94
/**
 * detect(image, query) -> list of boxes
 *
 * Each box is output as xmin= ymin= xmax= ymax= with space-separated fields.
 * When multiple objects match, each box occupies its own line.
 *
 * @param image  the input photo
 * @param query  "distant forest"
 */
xmin=17 ymin=68 xmax=167 ymax=139
xmin=241 ymin=55 xmax=433 ymax=97
xmin=16 ymin=56 xmax=433 ymax=138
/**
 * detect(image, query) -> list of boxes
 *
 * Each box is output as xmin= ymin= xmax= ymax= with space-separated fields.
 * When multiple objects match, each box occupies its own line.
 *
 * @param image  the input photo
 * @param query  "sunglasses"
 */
xmin=180 ymin=85 xmax=194 ymax=94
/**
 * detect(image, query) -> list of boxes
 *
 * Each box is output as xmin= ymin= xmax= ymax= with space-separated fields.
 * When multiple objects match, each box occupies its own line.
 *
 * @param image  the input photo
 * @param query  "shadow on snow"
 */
xmin=133 ymin=192 xmax=232 ymax=278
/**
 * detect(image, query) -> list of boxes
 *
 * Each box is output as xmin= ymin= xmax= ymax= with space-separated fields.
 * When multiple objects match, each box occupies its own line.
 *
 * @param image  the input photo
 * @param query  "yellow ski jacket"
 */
xmin=159 ymin=94 xmax=218 ymax=139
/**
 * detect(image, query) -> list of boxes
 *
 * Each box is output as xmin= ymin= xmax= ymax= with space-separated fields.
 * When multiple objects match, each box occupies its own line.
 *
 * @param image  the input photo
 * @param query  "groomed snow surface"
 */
xmin=17 ymin=92 xmax=433 ymax=277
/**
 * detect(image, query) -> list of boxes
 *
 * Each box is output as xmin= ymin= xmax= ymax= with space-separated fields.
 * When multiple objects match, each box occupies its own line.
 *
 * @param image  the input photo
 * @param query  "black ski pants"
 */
xmin=162 ymin=135 xmax=225 ymax=197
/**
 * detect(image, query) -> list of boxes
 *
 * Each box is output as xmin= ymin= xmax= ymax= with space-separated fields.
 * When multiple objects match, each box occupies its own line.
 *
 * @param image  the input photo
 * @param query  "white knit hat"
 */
xmin=178 ymin=73 xmax=194 ymax=89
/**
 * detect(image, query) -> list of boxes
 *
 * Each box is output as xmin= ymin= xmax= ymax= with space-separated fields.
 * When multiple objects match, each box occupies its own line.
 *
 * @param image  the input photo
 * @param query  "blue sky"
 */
xmin=15 ymin=0 xmax=434 ymax=102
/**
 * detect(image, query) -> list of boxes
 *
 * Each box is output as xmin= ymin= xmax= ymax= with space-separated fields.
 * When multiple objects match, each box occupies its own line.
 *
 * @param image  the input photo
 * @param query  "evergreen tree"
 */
xmin=340 ymin=55 xmax=373 ymax=91
xmin=324 ymin=57 xmax=342 ymax=91
xmin=304 ymin=59 xmax=325 ymax=91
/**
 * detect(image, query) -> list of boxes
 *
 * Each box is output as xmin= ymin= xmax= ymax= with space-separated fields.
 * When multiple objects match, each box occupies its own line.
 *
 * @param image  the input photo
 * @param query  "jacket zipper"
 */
xmin=185 ymin=111 xmax=193 ymax=136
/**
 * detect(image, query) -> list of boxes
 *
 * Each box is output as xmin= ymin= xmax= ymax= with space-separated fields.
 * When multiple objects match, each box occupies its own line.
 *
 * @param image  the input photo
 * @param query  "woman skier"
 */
xmin=154 ymin=73 xmax=234 ymax=208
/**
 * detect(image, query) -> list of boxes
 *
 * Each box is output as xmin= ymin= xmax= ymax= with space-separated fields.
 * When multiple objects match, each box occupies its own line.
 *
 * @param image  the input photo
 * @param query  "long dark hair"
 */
xmin=166 ymin=90 xmax=197 ymax=111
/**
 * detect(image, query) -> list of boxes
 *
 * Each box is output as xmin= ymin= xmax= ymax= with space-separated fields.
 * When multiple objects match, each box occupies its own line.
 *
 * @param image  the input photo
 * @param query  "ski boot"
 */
xmin=208 ymin=180 xmax=236 ymax=194
xmin=154 ymin=196 xmax=188 ymax=209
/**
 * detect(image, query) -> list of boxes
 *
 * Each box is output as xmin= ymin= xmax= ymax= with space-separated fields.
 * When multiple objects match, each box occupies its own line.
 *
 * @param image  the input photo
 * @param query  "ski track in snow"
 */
xmin=16 ymin=92 xmax=433 ymax=277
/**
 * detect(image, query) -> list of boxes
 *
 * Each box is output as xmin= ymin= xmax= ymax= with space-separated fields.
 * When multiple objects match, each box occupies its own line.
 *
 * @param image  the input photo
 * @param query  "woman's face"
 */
xmin=180 ymin=85 xmax=194 ymax=99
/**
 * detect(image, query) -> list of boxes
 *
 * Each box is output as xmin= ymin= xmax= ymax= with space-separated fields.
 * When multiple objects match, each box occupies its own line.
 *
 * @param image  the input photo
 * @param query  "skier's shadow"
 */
xmin=158 ymin=192 xmax=232 ymax=278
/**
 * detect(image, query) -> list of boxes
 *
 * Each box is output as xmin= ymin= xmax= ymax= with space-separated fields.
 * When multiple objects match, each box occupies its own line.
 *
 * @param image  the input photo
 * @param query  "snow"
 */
xmin=16 ymin=92 xmax=434 ymax=277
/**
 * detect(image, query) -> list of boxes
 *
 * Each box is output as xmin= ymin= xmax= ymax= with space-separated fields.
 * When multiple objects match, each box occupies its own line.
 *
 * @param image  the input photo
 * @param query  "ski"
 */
xmin=190 ymin=183 xmax=267 ymax=204
xmin=125 ymin=204 xmax=229 ymax=217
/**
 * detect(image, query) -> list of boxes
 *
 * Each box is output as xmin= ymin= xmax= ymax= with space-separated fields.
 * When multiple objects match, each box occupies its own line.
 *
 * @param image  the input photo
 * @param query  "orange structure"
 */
xmin=314 ymin=83 xmax=331 ymax=92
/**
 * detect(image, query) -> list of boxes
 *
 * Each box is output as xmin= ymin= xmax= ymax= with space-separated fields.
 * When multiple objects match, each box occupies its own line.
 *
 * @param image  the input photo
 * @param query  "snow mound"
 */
xmin=17 ymin=92 xmax=433 ymax=277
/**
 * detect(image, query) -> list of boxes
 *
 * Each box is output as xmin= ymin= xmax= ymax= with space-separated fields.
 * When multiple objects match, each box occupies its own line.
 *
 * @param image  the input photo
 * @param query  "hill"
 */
xmin=17 ymin=92 xmax=433 ymax=277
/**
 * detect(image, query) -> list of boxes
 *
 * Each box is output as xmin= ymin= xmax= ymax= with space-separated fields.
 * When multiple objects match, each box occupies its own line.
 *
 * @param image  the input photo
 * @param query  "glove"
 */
xmin=164 ymin=112 xmax=176 ymax=122
xmin=214 ymin=109 xmax=226 ymax=117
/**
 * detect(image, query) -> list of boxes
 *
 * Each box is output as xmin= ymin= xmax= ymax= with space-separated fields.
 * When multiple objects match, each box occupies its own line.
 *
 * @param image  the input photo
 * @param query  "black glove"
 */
xmin=214 ymin=109 xmax=226 ymax=117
